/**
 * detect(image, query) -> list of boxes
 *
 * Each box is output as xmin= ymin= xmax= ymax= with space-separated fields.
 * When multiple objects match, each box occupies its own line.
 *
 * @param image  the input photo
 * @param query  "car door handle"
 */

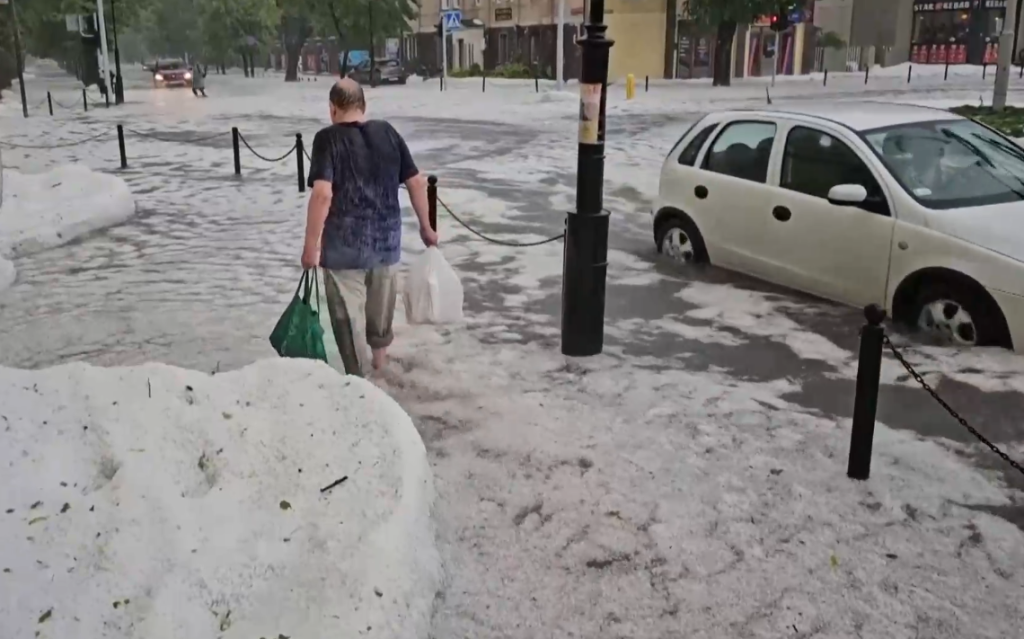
xmin=694 ymin=185 xmax=708 ymax=199
xmin=772 ymin=206 xmax=791 ymax=222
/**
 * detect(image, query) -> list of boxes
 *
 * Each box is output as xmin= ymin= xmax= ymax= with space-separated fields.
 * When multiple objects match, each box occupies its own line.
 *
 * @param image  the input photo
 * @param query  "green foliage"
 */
xmin=492 ymin=62 xmax=535 ymax=79
xmin=818 ymin=30 xmax=846 ymax=50
xmin=683 ymin=0 xmax=781 ymax=26
xmin=950 ymin=105 xmax=1024 ymax=137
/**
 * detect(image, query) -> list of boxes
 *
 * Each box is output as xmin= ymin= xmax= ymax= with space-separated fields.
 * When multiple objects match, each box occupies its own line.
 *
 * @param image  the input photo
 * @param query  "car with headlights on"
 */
xmin=151 ymin=58 xmax=193 ymax=88
xmin=653 ymin=101 xmax=1024 ymax=350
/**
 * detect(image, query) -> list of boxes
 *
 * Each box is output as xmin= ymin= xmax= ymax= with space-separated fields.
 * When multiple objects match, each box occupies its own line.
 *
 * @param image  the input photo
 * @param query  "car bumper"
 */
xmin=989 ymin=288 xmax=1024 ymax=350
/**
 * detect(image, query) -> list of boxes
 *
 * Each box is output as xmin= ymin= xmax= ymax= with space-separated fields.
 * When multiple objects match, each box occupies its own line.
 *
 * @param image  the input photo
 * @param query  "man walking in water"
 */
xmin=301 ymin=78 xmax=438 ymax=375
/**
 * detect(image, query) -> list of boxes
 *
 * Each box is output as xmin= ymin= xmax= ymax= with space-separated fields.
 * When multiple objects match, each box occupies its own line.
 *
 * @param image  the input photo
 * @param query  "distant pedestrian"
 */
xmin=191 ymin=61 xmax=207 ymax=97
xmin=301 ymin=78 xmax=438 ymax=375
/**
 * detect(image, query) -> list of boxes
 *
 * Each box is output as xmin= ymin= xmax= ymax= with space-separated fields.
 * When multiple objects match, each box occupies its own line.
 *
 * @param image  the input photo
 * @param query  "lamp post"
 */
xmin=110 ymin=0 xmax=124 ymax=104
xmin=560 ymin=0 xmax=613 ymax=356
xmin=368 ymin=0 xmax=376 ymax=87
xmin=5 ymin=0 xmax=29 ymax=118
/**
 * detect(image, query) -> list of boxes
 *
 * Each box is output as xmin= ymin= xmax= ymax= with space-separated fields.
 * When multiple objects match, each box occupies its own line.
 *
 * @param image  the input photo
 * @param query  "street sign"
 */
xmin=442 ymin=10 xmax=462 ymax=31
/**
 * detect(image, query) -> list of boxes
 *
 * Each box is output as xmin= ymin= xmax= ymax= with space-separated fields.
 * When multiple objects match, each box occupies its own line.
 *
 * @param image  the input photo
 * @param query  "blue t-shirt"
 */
xmin=306 ymin=120 xmax=418 ymax=270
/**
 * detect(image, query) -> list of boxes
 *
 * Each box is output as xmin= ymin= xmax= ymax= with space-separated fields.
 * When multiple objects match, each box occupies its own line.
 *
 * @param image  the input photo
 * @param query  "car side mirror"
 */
xmin=827 ymin=184 xmax=868 ymax=206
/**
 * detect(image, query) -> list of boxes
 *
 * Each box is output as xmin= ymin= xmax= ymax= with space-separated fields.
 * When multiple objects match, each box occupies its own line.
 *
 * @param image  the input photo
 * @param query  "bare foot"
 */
xmin=371 ymin=348 xmax=388 ymax=370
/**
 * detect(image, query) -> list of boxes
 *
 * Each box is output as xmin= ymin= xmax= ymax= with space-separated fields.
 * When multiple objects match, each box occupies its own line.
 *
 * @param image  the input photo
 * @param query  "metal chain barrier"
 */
xmin=126 ymin=128 xmax=230 ymax=144
xmin=0 ymin=129 xmax=111 ymax=149
xmin=302 ymin=145 xmax=311 ymax=162
xmin=237 ymin=131 xmax=297 ymax=162
xmin=52 ymin=95 xmax=82 ymax=110
xmin=435 ymin=195 xmax=565 ymax=247
xmin=883 ymin=335 xmax=1024 ymax=476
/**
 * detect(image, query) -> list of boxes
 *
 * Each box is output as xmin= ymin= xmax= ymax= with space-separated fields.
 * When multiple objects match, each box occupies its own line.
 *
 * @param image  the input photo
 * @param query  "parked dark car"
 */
xmin=151 ymin=58 xmax=193 ymax=88
xmin=347 ymin=59 xmax=408 ymax=85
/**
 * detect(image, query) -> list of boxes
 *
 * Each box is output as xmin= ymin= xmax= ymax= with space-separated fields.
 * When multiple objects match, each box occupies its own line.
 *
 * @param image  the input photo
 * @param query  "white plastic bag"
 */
xmin=404 ymin=247 xmax=464 ymax=324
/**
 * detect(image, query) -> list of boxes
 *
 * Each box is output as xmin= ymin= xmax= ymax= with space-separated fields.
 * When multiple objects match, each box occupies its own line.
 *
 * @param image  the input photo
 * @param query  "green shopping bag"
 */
xmin=269 ymin=269 xmax=328 ymax=362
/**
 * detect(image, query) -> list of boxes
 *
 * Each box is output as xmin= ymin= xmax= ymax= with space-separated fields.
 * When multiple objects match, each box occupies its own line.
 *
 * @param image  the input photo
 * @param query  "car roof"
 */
xmin=724 ymin=101 xmax=964 ymax=132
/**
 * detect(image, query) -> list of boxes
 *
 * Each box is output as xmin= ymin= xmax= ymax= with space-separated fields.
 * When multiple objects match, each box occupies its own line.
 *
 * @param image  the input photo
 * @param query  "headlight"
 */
xmin=154 ymin=73 xmax=164 ymax=81
xmin=184 ymin=72 xmax=192 ymax=79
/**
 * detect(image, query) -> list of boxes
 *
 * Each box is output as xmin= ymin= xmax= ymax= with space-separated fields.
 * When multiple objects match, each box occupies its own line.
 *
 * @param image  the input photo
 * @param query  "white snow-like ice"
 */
xmin=0 ymin=359 xmax=440 ymax=639
xmin=0 ymin=164 xmax=136 ymax=290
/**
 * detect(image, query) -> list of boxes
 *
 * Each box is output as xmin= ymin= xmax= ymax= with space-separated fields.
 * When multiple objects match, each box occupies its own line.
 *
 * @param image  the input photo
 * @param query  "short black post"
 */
xmin=232 ymin=127 xmax=241 ymax=175
xmin=535 ymin=75 xmax=539 ymax=92
xmin=945 ymin=62 xmax=950 ymax=81
xmin=83 ymin=88 xmax=88 ymax=112
xmin=482 ymin=73 xmax=486 ymax=92
xmin=117 ymin=124 xmax=127 ymax=169
xmin=439 ymin=75 xmax=443 ymax=92
xmin=645 ymin=75 xmax=649 ymax=92
xmin=296 ymin=133 xmax=305 ymax=193
xmin=847 ymin=304 xmax=886 ymax=481
xmin=823 ymin=69 xmax=828 ymax=86
xmin=105 ymin=87 xmax=110 ymax=108
xmin=907 ymin=64 xmax=912 ymax=83
xmin=864 ymin=65 xmax=869 ymax=84
xmin=427 ymin=175 xmax=438 ymax=232
xmin=983 ymin=63 xmax=988 ymax=79
xmin=47 ymin=91 xmax=53 ymax=116
xmin=1019 ymin=63 xmax=1023 ymax=79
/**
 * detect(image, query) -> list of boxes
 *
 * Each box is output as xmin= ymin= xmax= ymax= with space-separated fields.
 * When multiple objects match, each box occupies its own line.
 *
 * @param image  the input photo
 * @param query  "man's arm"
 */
xmin=404 ymin=172 xmax=431 ymax=230
xmin=305 ymin=180 xmax=332 ymax=249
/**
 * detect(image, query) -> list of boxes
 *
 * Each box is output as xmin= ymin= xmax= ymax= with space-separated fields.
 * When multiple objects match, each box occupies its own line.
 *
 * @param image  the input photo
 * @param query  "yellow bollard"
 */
xmin=626 ymin=73 xmax=635 ymax=100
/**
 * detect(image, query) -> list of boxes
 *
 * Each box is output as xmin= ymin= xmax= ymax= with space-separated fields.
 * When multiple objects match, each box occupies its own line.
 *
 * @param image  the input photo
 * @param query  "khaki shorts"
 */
xmin=322 ymin=266 xmax=398 ymax=376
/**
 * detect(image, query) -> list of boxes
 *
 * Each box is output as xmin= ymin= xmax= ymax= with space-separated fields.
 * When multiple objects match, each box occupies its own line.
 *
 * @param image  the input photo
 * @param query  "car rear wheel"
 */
xmin=911 ymin=280 xmax=1011 ymax=348
xmin=654 ymin=215 xmax=708 ymax=265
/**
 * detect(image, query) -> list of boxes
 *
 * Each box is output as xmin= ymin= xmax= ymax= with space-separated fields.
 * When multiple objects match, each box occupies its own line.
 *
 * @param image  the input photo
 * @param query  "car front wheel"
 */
xmin=912 ymin=281 xmax=1011 ymax=348
xmin=654 ymin=215 xmax=708 ymax=265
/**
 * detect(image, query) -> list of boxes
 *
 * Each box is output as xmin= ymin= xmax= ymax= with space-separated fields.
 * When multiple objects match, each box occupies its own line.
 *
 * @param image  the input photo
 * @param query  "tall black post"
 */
xmin=47 ymin=91 xmax=53 ymax=116
xmin=296 ymin=133 xmax=306 ymax=193
xmin=560 ymin=0 xmax=613 ymax=357
xmin=110 ymin=0 xmax=125 ymax=104
xmin=9 ymin=0 xmax=29 ymax=119
xmin=847 ymin=304 xmax=886 ymax=481
xmin=117 ymin=124 xmax=127 ymax=169
xmin=232 ymin=127 xmax=241 ymax=175
xmin=427 ymin=175 xmax=438 ymax=231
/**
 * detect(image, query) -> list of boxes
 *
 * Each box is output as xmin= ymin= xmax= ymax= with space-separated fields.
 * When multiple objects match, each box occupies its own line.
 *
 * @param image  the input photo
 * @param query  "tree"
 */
xmin=683 ymin=0 xmax=780 ymax=86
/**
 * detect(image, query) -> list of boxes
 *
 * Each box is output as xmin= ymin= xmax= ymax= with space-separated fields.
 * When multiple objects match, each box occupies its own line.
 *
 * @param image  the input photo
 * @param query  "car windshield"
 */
xmin=157 ymin=60 xmax=185 ymax=70
xmin=862 ymin=119 xmax=1024 ymax=209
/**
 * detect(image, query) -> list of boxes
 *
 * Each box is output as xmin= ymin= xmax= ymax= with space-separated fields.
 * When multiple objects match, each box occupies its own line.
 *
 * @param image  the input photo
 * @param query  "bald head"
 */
xmin=329 ymin=78 xmax=366 ymax=116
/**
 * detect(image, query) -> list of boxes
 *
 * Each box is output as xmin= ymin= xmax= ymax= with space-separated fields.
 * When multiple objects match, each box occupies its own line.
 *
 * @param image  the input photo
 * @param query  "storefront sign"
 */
xmin=984 ymin=0 xmax=1007 ymax=7
xmin=494 ymin=7 xmax=513 ymax=21
xmin=913 ymin=1 xmax=971 ymax=10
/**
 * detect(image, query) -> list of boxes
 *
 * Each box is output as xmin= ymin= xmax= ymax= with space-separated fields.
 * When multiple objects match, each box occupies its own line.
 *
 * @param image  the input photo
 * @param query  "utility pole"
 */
xmin=560 ymin=0 xmax=613 ymax=357
xmin=556 ymin=0 xmax=565 ymax=90
xmin=95 ymin=0 xmax=111 ymax=99
xmin=368 ymin=0 xmax=376 ymax=87
xmin=110 ymin=0 xmax=124 ymax=104
xmin=993 ymin=0 xmax=1019 ymax=110
xmin=441 ymin=12 xmax=447 ymax=87
xmin=6 ymin=0 xmax=29 ymax=118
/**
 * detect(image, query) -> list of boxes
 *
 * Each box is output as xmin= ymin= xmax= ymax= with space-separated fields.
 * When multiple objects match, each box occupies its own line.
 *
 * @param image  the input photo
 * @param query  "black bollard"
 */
xmin=439 ymin=75 xmax=443 ymax=92
xmin=296 ymin=133 xmax=305 ymax=193
xmin=47 ymin=92 xmax=53 ymax=116
xmin=848 ymin=304 xmax=886 ymax=481
xmin=117 ymin=124 xmax=127 ymax=169
xmin=823 ymin=69 xmax=828 ymax=86
xmin=907 ymin=64 xmax=912 ymax=83
xmin=864 ymin=65 xmax=869 ymax=84
xmin=945 ymin=62 xmax=950 ymax=81
xmin=83 ymin=88 xmax=88 ymax=112
xmin=232 ymin=127 xmax=241 ymax=175
xmin=427 ymin=175 xmax=438 ymax=232
xmin=535 ymin=75 xmax=539 ymax=93
xmin=482 ymin=74 xmax=486 ymax=92
xmin=983 ymin=63 xmax=988 ymax=80
xmin=1019 ymin=63 xmax=1023 ymax=79
xmin=645 ymin=75 xmax=649 ymax=92
xmin=105 ymin=88 xmax=110 ymax=108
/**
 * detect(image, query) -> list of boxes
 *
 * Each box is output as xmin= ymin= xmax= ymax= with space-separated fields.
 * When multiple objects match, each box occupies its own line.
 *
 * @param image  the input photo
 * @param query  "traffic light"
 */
xmin=769 ymin=12 xmax=790 ymax=33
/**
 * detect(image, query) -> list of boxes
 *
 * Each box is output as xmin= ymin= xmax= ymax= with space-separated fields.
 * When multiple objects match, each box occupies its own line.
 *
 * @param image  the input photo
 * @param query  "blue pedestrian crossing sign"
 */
xmin=442 ymin=10 xmax=462 ymax=31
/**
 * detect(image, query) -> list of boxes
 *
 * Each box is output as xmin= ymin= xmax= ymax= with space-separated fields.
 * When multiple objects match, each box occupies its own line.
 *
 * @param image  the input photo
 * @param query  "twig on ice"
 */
xmin=320 ymin=476 xmax=348 ymax=494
